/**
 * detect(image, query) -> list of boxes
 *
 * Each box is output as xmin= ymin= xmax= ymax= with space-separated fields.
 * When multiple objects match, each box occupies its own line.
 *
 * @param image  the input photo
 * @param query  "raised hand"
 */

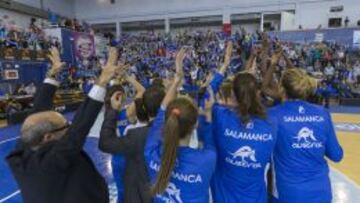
xmin=224 ymin=41 xmax=233 ymax=67
xmin=271 ymin=46 xmax=283 ymax=66
xmin=219 ymin=41 xmax=233 ymax=75
xmin=110 ymin=91 xmax=124 ymax=111
xmin=175 ymin=47 xmax=186 ymax=81
xmin=97 ymin=48 xmax=122 ymax=87
xmin=107 ymin=47 xmax=119 ymax=67
xmin=47 ymin=47 xmax=65 ymax=77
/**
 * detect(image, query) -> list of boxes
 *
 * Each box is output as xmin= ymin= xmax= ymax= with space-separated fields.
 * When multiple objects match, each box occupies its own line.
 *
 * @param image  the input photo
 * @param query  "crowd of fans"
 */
xmin=1 ymin=12 xmax=360 ymax=114
xmin=108 ymin=30 xmax=360 ymax=109
xmin=0 ymin=13 xmax=90 ymax=51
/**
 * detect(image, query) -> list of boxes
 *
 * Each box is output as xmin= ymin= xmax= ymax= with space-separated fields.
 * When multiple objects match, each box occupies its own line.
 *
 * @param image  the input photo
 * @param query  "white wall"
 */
xmin=0 ymin=7 xmax=41 ymax=29
xmin=281 ymin=11 xmax=296 ymax=31
xmin=74 ymin=0 xmax=360 ymax=31
xmin=295 ymin=0 xmax=360 ymax=29
xmin=74 ymin=0 xmax=297 ymax=23
xmin=13 ymin=0 xmax=75 ymax=17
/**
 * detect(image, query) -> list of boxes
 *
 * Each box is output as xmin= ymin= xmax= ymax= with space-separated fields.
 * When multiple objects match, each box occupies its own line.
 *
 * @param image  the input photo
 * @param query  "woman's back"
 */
xmin=145 ymin=109 xmax=216 ymax=203
xmin=269 ymin=100 xmax=343 ymax=203
xmin=211 ymin=104 xmax=277 ymax=203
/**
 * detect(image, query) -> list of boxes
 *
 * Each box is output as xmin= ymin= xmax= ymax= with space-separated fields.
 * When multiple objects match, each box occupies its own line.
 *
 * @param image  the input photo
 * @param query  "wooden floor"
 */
xmin=0 ymin=120 xmax=7 ymax=128
xmin=331 ymin=114 xmax=360 ymax=185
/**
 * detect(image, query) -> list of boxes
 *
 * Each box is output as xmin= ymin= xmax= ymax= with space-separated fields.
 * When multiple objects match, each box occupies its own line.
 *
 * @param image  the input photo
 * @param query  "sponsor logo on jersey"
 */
xmin=246 ymin=121 xmax=254 ymax=129
xmin=225 ymin=146 xmax=262 ymax=169
xmin=299 ymin=106 xmax=305 ymax=114
xmin=224 ymin=129 xmax=273 ymax=142
xmin=157 ymin=183 xmax=183 ymax=203
xmin=292 ymin=127 xmax=323 ymax=149
xmin=150 ymin=161 xmax=202 ymax=183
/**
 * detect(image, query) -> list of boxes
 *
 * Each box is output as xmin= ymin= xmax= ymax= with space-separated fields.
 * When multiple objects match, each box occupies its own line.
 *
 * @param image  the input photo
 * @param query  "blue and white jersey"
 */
xmin=112 ymin=109 xmax=129 ymax=203
xmin=145 ymin=108 xmax=216 ymax=203
xmin=269 ymin=100 xmax=343 ymax=203
xmin=211 ymin=104 xmax=277 ymax=203
xmin=117 ymin=109 xmax=129 ymax=136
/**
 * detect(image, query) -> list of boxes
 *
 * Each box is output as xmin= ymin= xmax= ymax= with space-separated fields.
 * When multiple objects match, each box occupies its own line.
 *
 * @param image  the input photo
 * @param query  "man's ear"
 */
xmin=42 ymin=133 xmax=54 ymax=143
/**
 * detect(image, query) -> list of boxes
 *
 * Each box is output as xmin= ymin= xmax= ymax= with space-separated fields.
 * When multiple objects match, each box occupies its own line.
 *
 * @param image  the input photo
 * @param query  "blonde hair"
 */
xmin=281 ymin=68 xmax=318 ymax=100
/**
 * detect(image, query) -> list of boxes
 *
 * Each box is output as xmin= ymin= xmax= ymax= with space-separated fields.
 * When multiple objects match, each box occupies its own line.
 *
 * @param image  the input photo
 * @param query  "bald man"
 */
xmin=6 ymin=47 xmax=123 ymax=203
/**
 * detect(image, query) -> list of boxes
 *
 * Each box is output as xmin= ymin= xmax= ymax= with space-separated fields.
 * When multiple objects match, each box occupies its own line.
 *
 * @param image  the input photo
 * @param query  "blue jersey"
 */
xmin=269 ymin=101 xmax=343 ymax=203
xmin=211 ymin=104 xmax=277 ymax=203
xmin=145 ymin=108 xmax=216 ymax=203
xmin=112 ymin=109 xmax=129 ymax=203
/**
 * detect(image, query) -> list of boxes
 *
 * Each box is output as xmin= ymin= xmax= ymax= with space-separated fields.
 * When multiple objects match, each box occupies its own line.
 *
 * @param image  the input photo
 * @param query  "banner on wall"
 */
xmin=353 ymin=30 xmax=360 ymax=47
xmin=3 ymin=69 xmax=19 ymax=80
xmin=94 ymin=35 xmax=107 ymax=58
xmin=73 ymin=32 xmax=95 ymax=69
xmin=314 ymin=33 xmax=324 ymax=42
xmin=44 ymin=28 xmax=63 ymax=51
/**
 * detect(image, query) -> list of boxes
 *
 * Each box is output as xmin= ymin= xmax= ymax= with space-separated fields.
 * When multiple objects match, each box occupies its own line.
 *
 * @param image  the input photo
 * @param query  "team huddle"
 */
xmin=6 ymin=36 xmax=343 ymax=203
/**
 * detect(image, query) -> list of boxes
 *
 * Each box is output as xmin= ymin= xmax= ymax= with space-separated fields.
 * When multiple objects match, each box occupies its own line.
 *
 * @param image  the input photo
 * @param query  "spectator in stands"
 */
xmin=15 ymin=84 xmax=27 ymax=95
xmin=353 ymin=60 xmax=360 ymax=85
xmin=5 ymin=99 xmax=22 ymax=114
xmin=345 ymin=16 xmax=350 ymax=27
xmin=24 ymin=82 xmax=37 ymax=95
xmin=324 ymin=62 xmax=335 ymax=79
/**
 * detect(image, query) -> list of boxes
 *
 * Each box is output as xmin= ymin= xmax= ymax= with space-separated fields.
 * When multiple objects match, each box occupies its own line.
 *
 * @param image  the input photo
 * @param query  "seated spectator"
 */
xmin=24 ymin=82 xmax=37 ymax=95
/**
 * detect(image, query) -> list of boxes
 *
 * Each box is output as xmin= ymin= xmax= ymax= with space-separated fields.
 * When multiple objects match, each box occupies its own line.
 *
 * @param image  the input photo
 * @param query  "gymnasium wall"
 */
xmin=0 ymin=7 xmax=38 ymax=28
xmin=74 ymin=0 xmax=360 ymax=31
xmin=12 ymin=0 xmax=75 ymax=17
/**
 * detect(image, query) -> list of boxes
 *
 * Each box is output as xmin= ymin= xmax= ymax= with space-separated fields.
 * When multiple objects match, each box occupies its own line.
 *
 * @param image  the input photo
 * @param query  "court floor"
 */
xmin=0 ymin=110 xmax=359 ymax=203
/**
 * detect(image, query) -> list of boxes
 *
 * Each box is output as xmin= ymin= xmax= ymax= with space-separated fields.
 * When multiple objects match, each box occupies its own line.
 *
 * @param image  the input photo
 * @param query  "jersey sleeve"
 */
xmin=197 ymin=115 xmax=215 ymax=150
xmin=144 ymin=106 xmax=166 ymax=156
xmin=210 ymin=72 xmax=225 ymax=94
xmin=324 ymin=111 xmax=343 ymax=162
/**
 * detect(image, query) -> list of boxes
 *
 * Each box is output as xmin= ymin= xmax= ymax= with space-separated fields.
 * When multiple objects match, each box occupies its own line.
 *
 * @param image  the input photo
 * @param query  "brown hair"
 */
xmin=105 ymin=85 xmax=125 ymax=108
xmin=281 ymin=68 xmax=317 ymax=100
xmin=233 ymin=72 xmax=266 ymax=124
xmin=135 ymin=86 xmax=165 ymax=122
xmin=218 ymin=80 xmax=233 ymax=104
xmin=152 ymin=98 xmax=198 ymax=195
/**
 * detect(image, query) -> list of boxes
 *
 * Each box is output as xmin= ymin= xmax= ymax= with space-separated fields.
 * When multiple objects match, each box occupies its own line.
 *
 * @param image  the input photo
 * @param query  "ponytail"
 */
xmin=152 ymin=114 xmax=180 ymax=195
xmin=151 ymin=98 xmax=198 ymax=195
xmin=233 ymin=73 xmax=265 ymax=124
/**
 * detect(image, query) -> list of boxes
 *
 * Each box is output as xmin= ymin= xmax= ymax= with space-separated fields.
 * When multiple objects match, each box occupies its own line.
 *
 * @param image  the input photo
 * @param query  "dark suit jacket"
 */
xmin=99 ymin=109 xmax=152 ymax=203
xmin=6 ymin=81 xmax=109 ymax=203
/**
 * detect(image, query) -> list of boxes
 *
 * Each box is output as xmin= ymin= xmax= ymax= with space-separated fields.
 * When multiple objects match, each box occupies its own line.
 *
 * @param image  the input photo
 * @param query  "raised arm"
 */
xmin=60 ymin=47 xmax=124 ymax=151
xmin=198 ymin=87 xmax=215 ymax=149
xmin=209 ymin=41 xmax=232 ymax=94
xmin=283 ymin=51 xmax=296 ymax=69
xmin=32 ymin=47 xmax=64 ymax=113
xmin=261 ymin=47 xmax=282 ymax=91
xmin=218 ymin=41 xmax=233 ymax=75
xmin=145 ymin=47 xmax=186 ymax=154
xmin=161 ymin=47 xmax=186 ymax=108
xmin=259 ymin=34 xmax=271 ymax=74
xmin=99 ymin=90 xmax=136 ymax=155
xmin=125 ymin=74 xmax=146 ymax=123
